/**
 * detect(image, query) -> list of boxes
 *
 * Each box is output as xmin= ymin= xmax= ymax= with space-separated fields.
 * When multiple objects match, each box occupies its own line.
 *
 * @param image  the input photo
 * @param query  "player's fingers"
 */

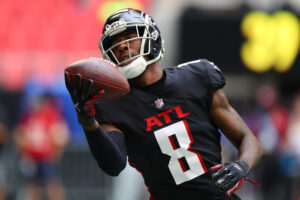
xmin=74 ymin=74 xmax=82 ymax=100
xmin=216 ymin=173 xmax=232 ymax=189
xmin=210 ymin=164 xmax=225 ymax=171
xmin=65 ymin=72 xmax=77 ymax=102
xmin=86 ymin=90 xmax=105 ymax=105
xmin=82 ymin=79 xmax=93 ymax=101
xmin=89 ymin=90 xmax=104 ymax=101
xmin=212 ymin=167 xmax=229 ymax=180
xmin=64 ymin=72 xmax=72 ymax=93
xmin=221 ymin=176 xmax=239 ymax=191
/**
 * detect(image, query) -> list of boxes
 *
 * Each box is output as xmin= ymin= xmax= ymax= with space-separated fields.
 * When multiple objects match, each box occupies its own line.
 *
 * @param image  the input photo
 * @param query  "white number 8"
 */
xmin=154 ymin=120 xmax=207 ymax=185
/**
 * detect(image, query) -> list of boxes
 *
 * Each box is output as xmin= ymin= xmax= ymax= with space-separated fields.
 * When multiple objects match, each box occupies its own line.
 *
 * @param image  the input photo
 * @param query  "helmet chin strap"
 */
xmin=118 ymin=50 xmax=163 ymax=79
xmin=118 ymin=57 xmax=148 ymax=79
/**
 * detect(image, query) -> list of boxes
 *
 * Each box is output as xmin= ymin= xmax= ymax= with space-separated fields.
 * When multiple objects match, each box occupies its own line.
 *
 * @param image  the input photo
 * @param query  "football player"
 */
xmin=65 ymin=8 xmax=262 ymax=200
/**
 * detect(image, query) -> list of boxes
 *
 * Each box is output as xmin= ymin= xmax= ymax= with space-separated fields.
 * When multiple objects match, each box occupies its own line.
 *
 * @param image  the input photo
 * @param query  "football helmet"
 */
xmin=99 ymin=8 xmax=165 ymax=79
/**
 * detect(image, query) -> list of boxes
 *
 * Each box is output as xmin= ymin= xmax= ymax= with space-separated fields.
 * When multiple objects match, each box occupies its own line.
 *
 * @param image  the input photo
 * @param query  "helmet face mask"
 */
xmin=103 ymin=25 xmax=153 ymax=66
xmin=99 ymin=8 xmax=164 ymax=79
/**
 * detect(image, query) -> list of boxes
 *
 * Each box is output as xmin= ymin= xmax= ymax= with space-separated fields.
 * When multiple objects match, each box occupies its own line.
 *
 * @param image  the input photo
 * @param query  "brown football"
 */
xmin=65 ymin=58 xmax=130 ymax=101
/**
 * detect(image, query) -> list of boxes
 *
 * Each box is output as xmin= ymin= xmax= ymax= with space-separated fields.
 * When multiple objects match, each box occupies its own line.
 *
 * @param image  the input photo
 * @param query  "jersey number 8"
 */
xmin=154 ymin=120 xmax=207 ymax=185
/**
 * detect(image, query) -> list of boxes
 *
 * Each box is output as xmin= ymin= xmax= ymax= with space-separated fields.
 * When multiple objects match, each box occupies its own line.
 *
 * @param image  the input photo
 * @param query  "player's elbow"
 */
xmin=99 ymin=159 xmax=127 ymax=176
xmin=105 ymin=169 xmax=123 ymax=176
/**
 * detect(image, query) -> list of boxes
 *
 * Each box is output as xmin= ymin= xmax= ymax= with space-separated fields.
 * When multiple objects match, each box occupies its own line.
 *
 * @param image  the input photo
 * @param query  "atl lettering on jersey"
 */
xmin=145 ymin=105 xmax=190 ymax=132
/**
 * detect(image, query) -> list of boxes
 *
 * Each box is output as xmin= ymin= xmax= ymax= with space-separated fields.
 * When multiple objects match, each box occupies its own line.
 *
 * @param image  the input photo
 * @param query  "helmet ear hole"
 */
xmin=148 ymin=38 xmax=161 ymax=60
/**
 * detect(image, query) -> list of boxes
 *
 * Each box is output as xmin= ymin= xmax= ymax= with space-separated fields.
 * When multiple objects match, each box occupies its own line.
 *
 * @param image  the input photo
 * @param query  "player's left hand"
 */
xmin=210 ymin=160 xmax=250 ymax=196
xmin=65 ymin=72 xmax=104 ymax=127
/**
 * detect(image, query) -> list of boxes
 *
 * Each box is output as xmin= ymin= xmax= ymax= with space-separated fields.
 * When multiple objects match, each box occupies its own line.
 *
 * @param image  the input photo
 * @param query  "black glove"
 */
xmin=65 ymin=72 xmax=103 ymax=127
xmin=210 ymin=160 xmax=250 ymax=196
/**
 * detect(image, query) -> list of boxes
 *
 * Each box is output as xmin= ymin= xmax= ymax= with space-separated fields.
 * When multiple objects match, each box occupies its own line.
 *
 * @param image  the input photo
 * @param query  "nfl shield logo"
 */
xmin=154 ymin=98 xmax=164 ymax=109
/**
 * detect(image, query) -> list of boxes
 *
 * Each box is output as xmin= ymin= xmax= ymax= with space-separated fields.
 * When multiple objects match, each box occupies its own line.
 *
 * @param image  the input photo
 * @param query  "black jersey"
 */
xmin=95 ymin=59 xmax=232 ymax=200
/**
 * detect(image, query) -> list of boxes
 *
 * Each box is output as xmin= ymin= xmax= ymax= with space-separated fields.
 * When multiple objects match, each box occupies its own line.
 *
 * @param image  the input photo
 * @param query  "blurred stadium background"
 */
xmin=0 ymin=0 xmax=300 ymax=199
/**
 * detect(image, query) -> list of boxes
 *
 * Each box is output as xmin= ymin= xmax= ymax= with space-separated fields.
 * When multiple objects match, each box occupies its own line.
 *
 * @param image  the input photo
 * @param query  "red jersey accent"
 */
xmin=178 ymin=158 xmax=188 ymax=172
xmin=145 ymin=116 xmax=163 ymax=132
xmin=174 ymin=106 xmax=190 ymax=118
xmin=157 ymin=109 xmax=173 ymax=124
xmin=183 ymin=120 xmax=207 ymax=173
xmin=168 ymin=135 xmax=177 ymax=150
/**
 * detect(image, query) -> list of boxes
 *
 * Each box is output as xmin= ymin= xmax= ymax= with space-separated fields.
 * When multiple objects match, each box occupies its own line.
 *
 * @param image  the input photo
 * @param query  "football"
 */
xmin=65 ymin=58 xmax=130 ymax=101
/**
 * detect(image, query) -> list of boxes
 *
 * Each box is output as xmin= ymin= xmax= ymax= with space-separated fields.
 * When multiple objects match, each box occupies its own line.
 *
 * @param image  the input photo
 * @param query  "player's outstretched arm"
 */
xmin=84 ymin=121 xmax=127 ymax=176
xmin=209 ymin=89 xmax=263 ymax=195
xmin=65 ymin=72 xmax=127 ymax=176
xmin=209 ymin=89 xmax=262 ymax=169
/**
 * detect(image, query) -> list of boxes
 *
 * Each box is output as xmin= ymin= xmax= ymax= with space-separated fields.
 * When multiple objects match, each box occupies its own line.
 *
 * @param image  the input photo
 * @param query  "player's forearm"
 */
xmin=209 ymin=90 xmax=263 ymax=170
xmin=238 ymin=132 xmax=263 ymax=170
xmin=224 ymin=108 xmax=263 ymax=169
xmin=221 ymin=108 xmax=263 ymax=170
xmin=84 ymin=125 xmax=127 ymax=176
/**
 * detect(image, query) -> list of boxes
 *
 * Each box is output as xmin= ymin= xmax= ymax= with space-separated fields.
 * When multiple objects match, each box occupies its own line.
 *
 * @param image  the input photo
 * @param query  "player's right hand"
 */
xmin=65 ymin=72 xmax=103 ymax=127
xmin=210 ymin=160 xmax=250 ymax=196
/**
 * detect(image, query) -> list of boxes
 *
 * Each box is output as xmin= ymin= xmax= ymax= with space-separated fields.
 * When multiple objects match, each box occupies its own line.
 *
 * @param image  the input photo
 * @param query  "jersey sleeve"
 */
xmin=201 ymin=59 xmax=226 ymax=91
xmin=181 ymin=59 xmax=226 ymax=91
xmin=179 ymin=59 xmax=226 ymax=108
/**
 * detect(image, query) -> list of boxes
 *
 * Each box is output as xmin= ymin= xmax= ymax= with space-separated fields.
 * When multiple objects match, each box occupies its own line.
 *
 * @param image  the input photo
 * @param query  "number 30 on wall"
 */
xmin=154 ymin=120 xmax=207 ymax=185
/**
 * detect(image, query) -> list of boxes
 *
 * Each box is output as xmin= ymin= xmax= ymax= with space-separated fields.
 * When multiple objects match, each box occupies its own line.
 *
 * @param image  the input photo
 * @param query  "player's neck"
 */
xmin=128 ymin=62 xmax=163 ymax=88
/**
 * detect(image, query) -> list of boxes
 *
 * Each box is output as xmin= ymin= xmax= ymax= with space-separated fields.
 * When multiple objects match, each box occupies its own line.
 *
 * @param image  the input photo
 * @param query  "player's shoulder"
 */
xmin=175 ymin=59 xmax=225 ymax=90
xmin=176 ymin=59 xmax=221 ymax=75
